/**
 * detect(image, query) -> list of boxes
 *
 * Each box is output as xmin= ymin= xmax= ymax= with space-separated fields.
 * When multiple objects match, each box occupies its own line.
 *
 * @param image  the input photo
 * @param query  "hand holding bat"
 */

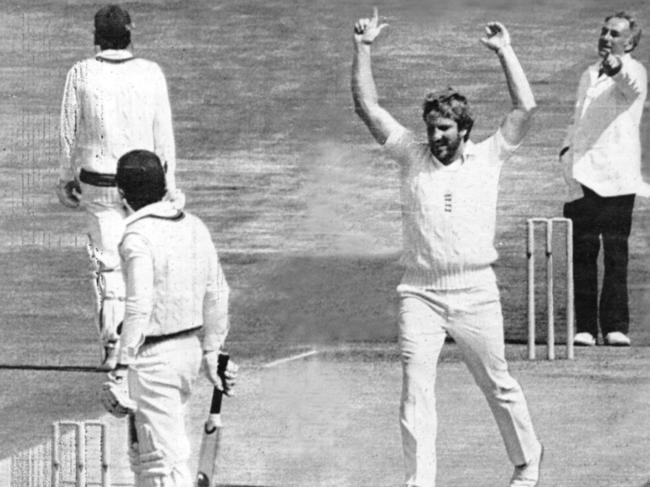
xmin=197 ymin=353 xmax=233 ymax=487
xmin=203 ymin=350 xmax=238 ymax=396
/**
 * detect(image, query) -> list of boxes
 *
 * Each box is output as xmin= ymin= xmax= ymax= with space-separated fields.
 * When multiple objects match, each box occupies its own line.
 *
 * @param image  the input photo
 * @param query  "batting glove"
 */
xmin=55 ymin=179 xmax=81 ymax=209
xmin=202 ymin=351 xmax=238 ymax=396
xmin=101 ymin=367 xmax=137 ymax=418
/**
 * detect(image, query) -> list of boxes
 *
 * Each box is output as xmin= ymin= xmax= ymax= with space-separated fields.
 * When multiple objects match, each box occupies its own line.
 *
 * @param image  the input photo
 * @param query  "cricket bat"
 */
xmin=196 ymin=353 xmax=230 ymax=487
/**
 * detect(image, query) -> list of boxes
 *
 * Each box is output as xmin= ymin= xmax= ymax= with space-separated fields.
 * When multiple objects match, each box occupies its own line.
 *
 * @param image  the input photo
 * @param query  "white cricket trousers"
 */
xmin=129 ymin=333 xmax=202 ymax=487
xmin=81 ymin=182 xmax=126 ymax=344
xmin=397 ymin=282 xmax=539 ymax=487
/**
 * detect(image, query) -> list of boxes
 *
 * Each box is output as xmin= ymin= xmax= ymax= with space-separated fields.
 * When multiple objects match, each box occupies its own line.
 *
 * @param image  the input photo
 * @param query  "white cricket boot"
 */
xmin=510 ymin=441 xmax=543 ymax=487
xmin=573 ymin=332 xmax=596 ymax=346
xmin=604 ymin=331 xmax=631 ymax=347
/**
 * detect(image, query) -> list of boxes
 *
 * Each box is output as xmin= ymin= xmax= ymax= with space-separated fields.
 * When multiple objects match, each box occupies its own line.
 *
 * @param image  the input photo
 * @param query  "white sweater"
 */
xmin=384 ymin=127 xmax=518 ymax=289
xmin=117 ymin=202 xmax=229 ymax=364
xmin=59 ymin=49 xmax=177 ymax=192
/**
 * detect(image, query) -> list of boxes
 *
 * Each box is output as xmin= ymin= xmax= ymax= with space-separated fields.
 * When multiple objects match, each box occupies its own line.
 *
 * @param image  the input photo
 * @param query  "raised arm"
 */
xmin=351 ymin=8 xmax=402 ymax=145
xmin=481 ymin=22 xmax=537 ymax=146
xmin=602 ymin=53 xmax=647 ymax=106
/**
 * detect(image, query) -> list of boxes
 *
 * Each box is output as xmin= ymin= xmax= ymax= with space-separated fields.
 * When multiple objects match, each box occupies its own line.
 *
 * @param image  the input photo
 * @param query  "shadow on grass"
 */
xmin=1 ymin=248 xmax=649 ymax=459
xmin=225 ymin=252 xmax=403 ymax=347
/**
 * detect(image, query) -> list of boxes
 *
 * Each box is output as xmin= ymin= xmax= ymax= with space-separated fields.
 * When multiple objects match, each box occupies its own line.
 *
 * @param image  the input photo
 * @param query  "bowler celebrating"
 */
xmin=351 ymin=9 xmax=542 ymax=487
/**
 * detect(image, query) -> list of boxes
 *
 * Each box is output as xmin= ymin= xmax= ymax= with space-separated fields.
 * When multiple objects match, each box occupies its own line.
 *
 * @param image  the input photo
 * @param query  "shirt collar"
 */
xmin=462 ymin=139 xmax=477 ymax=159
xmin=96 ymin=49 xmax=134 ymax=61
xmin=125 ymin=201 xmax=179 ymax=226
xmin=431 ymin=139 xmax=475 ymax=169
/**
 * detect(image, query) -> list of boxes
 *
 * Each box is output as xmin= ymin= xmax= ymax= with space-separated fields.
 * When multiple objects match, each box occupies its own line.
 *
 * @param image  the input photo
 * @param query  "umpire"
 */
xmin=100 ymin=150 xmax=236 ymax=486
xmin=560 ymin=11 xmax=648 ymax=347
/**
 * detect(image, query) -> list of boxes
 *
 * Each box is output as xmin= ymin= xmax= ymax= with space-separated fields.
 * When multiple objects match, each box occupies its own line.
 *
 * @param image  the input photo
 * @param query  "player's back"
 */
xmin=67 ymin=55 xmax=169 ymax=173
xmin=121 ymin=206 xmax=220 ymax=335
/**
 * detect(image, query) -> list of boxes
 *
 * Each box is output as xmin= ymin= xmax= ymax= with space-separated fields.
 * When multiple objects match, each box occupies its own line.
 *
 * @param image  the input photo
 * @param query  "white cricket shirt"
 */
xmin=59 ymin=49 xmax=177 ymax=191
xmin=384 ymin=126 xmax=519 ymax=290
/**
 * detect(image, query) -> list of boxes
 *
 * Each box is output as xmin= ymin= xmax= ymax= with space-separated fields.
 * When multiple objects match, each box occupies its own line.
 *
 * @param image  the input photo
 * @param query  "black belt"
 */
xmin=79 ymin=169 xmax=116 ymax=187
xmin=142 ymin=326 xmax=202 ymax=347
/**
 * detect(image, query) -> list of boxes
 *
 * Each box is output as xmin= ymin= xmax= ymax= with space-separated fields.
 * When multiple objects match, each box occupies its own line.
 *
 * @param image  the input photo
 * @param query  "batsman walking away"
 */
xmin=352 ymin=8 xmax=543 ymax=487
xmin=99 ymin=149 xmax=237 ymax=487
xmin=55 ymin=4 xmax=184 ymax=370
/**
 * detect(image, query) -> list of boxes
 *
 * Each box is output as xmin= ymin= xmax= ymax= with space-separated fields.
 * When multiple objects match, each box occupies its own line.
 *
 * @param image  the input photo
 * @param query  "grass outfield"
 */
xmin=1 ymin=0 xmax=650 ymax=482
xmin=4 ymin=349 xmax=649 ymax=486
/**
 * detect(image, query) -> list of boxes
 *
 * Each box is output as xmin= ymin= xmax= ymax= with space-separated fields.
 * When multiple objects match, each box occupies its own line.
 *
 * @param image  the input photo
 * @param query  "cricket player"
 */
xmin=100 ymin=149 xmax=236 ymax=487
xmin=560 ymin=11 xmax=648 ymax=347
xmin=351 ymin=9 xmax=542 ymax=487
xmin=56 ymin=4 xmax=184 ymax=369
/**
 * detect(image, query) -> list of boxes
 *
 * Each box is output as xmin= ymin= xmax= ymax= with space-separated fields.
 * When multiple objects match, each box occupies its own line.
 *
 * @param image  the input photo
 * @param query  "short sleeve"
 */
xmin=485 ymin=128 xmax=520 ymax=165
xmin=384 ymin=125 xmax=418 ymax=167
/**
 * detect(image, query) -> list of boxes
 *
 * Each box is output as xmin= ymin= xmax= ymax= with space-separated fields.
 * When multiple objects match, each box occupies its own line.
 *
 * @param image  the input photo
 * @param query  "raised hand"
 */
xmin=601 ymin=52 xmax=622 ymax=76
xmin=480 ymin=21 xmax=511 ymax=52
xmin=354 ymin=7 xmax=388 ymax=45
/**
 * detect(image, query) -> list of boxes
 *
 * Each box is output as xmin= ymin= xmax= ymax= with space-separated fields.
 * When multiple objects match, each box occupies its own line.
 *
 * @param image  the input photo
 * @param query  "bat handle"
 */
xmin=128 ymin=413 xmax=138 ymax=448
xmin=209 ymin=353 xmax=230 ymax=415
xmin=209 ymin=387 xmax=224 ymax=415
xmin=217 ymin=352 xmax=230 ymax=376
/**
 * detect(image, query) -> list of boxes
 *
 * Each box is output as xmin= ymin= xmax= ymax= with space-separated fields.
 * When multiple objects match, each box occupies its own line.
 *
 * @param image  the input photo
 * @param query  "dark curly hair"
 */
xmin=94 ymin=5 xmax=132 ymax=50
xmin=422 ymin=87 xmax=474 ymax=141
xmin=116 ymin=150 xmax=167 ymax=211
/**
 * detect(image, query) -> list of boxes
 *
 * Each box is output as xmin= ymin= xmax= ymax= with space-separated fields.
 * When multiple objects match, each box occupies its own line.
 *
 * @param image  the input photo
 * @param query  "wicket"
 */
xmin=51 ymin=420 xmax=109 ymax=487
xmin=526 ymin=217 xmax=575 ymax=360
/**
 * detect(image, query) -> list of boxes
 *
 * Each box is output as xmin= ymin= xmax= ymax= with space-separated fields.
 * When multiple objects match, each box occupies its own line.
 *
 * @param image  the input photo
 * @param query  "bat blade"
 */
xmin=196 ymin=353 xmax=230 ymax=487
xmin=196 ymin=418 xmax=222 ymax=487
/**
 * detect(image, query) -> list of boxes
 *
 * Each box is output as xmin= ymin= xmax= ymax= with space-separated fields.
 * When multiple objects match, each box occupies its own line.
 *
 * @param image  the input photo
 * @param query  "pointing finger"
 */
xmin=372 ymin=6 xmax=379 ymax=22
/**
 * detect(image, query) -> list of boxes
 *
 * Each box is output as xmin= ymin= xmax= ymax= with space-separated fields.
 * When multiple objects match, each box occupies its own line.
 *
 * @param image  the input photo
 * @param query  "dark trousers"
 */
xmin=563 ymin=186 xmax=635 ymax=337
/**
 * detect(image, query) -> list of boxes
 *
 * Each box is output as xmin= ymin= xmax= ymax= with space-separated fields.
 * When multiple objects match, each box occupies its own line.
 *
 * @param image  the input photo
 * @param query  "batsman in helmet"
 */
xmin=56 ymin=4 xmax=184 ymax=369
